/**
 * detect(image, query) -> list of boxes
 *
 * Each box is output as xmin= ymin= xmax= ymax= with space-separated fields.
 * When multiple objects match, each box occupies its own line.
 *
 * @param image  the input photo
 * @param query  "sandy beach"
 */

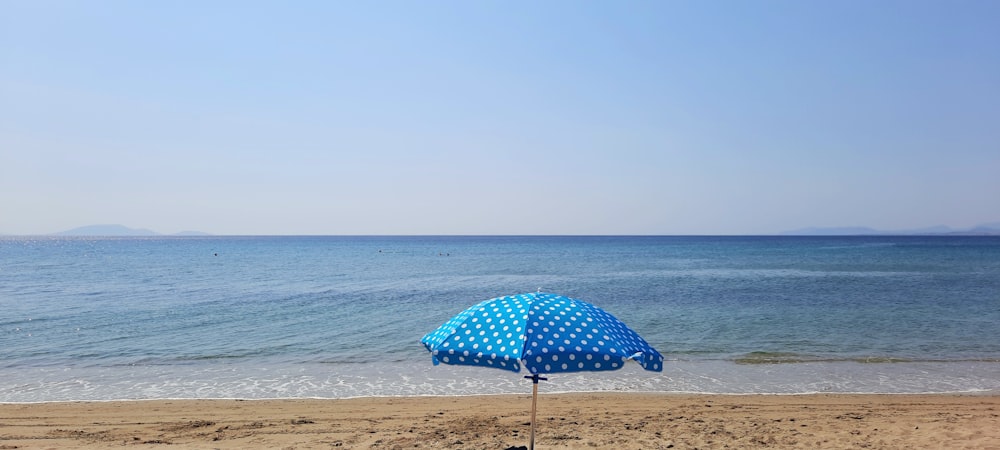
xmin=1 ymin=393 xmax=997 ymax=449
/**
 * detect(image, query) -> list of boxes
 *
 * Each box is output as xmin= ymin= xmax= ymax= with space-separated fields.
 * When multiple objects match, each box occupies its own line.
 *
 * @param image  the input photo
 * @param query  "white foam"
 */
xmin=2 ymin=360 xmax=999 ymax=403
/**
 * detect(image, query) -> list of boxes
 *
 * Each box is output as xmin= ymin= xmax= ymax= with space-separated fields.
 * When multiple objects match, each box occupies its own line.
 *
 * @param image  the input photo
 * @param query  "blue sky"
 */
xmin=2 ymin=1 xmax=998 ymax=235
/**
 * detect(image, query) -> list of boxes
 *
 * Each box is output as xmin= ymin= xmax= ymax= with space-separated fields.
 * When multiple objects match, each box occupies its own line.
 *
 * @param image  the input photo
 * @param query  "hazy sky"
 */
xmin=2 ymin=1 xmax=998 ymax=235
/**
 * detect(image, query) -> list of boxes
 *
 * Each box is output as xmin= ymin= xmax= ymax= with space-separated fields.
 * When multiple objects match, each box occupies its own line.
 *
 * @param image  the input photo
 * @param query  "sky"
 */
xmin=2 ymin=1 xmax=998 ymax=235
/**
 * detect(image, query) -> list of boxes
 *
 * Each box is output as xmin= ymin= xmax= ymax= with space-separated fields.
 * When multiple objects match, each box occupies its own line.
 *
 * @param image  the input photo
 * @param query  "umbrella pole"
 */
xmin=525 ymin=374 xmax=547 ymax=450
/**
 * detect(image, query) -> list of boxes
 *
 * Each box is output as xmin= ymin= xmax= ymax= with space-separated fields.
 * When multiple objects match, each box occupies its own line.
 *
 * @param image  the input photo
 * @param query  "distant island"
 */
xmin=7 ymin=223 xmax=999 ymax=237
xmin=781 ymin=223 xmax=1000 ymax=236
xmin=54 ymin=224 xmax=211 ymax=237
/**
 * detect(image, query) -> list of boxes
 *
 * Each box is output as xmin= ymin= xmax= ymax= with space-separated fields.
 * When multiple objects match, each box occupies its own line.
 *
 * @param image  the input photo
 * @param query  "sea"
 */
xmin=2 ymin=235 xmax=999 ymax=402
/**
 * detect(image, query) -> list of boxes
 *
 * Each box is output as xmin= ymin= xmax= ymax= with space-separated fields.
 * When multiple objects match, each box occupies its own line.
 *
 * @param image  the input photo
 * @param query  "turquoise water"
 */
xmin=2 ymin=235 xmax=999 ymax=401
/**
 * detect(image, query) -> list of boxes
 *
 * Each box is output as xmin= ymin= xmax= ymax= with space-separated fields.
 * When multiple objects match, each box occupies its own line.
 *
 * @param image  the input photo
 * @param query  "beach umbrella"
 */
xmin=420 ymin=292 xmax=664 ymax=450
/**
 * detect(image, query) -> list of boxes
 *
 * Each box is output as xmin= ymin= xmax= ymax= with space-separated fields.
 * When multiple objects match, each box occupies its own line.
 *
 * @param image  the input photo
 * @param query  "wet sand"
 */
xmin=1 ymin=393 xmax=998 ymax=449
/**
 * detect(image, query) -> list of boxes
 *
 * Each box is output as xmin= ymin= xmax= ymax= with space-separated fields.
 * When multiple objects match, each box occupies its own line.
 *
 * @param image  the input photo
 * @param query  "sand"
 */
xmin=1 ymin=393 xmax=998 ymax=449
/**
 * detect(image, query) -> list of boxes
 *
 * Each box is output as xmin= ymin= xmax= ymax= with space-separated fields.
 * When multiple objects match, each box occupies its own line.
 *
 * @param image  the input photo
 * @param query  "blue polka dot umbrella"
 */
xmin=420 ymin=292 xmax=664 ymax=449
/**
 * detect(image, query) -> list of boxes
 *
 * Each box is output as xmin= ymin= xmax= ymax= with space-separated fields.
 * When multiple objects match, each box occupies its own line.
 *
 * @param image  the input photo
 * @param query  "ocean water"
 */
xmin=2 ymin=235 xmax=999 ymax=402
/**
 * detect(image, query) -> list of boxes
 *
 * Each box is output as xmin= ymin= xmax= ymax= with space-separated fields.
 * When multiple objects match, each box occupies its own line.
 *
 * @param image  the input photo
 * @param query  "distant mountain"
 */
xmin=782 ymin=224 xmax=1000 ymax=236
xmin=970 ymin=222 xmax=1000 ymax=234
xmin=56 ymin=224 xmax=160 ymax=236
xmin=53 ymin=225 xmax=212 ymax=236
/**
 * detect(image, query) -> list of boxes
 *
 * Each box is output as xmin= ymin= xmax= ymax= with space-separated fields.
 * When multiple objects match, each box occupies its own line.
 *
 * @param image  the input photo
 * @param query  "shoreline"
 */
xmin=2 ymin=393 xmax=997 ymax=449
xmin=6 ymin=358 xmax=998 ymax=402
xmin=2 ymin=388 xmax=999 ymax=405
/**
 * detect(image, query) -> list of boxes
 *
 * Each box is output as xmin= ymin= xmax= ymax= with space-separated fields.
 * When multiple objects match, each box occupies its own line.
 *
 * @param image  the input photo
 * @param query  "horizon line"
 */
xmin=4 ymin=232 xmax=1000 ymax=238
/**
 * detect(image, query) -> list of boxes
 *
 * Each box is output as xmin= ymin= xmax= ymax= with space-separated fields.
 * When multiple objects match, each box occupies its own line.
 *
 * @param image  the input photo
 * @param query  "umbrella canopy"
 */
xmin=421 ymin=292 xmax=664 ymax=449
xmin=421 ymin=292 xmax=663 ymax=375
